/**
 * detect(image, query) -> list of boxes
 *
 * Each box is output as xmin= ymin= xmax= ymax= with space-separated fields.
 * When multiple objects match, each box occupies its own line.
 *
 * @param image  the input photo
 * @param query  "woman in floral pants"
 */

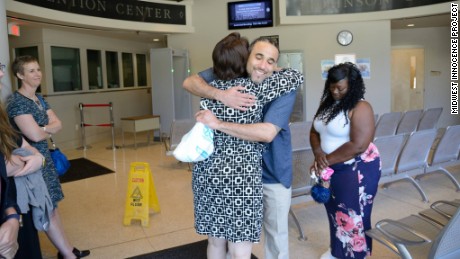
xmin=310 ymin=62 xmax=381 ymax=259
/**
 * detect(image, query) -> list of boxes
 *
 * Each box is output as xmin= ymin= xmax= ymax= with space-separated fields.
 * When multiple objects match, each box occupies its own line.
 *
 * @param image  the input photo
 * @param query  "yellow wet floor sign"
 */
xmin=123 ymin=162 xmax=160 ymax=227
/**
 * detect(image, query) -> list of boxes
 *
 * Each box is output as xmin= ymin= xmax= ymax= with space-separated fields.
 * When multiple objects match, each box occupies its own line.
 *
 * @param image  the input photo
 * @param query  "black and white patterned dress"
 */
xmin=192 ymin=68 xmax=303 ymax=243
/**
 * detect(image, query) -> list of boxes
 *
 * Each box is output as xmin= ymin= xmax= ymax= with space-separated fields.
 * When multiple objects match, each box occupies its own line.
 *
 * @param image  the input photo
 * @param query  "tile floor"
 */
xmin=38 ymin=132 xmax=460 ymax=259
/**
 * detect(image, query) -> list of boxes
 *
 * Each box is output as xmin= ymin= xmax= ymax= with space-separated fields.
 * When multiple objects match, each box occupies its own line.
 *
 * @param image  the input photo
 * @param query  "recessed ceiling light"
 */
xmin=407 ymin=24 xmax=415 ymax=27
xmin=153 ymin=38 xmax=160 ymax=42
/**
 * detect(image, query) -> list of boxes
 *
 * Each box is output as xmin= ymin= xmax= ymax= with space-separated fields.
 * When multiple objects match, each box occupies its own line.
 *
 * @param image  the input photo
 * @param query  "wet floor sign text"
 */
xmin=123 ymin=162 xmax=160 ymax=227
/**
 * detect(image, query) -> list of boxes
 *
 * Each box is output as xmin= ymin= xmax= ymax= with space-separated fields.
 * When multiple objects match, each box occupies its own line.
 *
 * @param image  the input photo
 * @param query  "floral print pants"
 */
xmin=325 ymin=143 xmax=381 ymax=259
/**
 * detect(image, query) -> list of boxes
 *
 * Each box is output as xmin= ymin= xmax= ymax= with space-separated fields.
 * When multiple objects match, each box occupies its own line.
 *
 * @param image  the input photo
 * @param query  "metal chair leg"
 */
xmin=289 ymin=208 xmax=307 ymax=241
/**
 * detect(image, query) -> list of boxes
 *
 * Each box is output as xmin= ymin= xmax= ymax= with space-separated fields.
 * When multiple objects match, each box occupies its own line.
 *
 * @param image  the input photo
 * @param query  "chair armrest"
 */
xmin=375 ymin=218 xmax=432 ymax=246
xmin=430 ymin=200 xmax=460 ymax=219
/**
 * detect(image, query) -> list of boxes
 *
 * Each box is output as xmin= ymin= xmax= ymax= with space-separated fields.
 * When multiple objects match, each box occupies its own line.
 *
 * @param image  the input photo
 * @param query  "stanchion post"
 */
xmin=107 ymin=102 xmax=119 ymax=150
xmin=77 ymin=103 xmax=91 ymax=150
xmin=77 ymin=102 xmax=119 ymax=150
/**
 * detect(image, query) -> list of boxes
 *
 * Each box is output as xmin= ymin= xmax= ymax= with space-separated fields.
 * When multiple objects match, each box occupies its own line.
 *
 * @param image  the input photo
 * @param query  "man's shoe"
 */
xmin=57 ymin=247 xmax=90 ymax=259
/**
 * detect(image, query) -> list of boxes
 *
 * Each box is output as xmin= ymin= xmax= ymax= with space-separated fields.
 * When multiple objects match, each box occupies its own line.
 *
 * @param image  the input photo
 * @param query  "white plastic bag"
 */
xmin=173 ymin=122 xmax=214 ymax=162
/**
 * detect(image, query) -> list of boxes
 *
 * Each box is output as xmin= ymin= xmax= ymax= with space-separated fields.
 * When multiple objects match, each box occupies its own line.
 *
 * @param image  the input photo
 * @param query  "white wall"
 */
xmin=392 ymin=27 xmax=459 ymax=127
xmin=167 ymin=0 xmax=391 ymax=122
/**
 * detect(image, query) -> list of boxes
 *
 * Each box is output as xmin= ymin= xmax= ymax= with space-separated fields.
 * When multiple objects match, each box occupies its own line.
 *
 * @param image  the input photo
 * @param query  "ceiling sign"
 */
xmin=14 ymin=0 xmax=186 ymax=25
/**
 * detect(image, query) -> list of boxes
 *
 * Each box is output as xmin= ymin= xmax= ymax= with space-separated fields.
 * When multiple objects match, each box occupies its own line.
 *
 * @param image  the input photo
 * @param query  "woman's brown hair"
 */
xmin=0 ymin=101 xmax=18 ymax=159
xmin=212 ymin=32 xmax=249 ymax=80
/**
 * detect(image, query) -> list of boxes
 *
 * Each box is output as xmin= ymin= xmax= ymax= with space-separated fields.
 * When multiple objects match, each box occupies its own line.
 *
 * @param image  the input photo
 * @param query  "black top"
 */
xmin=0 ymin=137 xmax=22 ymax=223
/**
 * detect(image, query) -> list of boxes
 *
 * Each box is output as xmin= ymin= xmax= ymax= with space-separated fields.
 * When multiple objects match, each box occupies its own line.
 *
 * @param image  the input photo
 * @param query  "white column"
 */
xmin=0 ymin=1 xmax=12 ymax=101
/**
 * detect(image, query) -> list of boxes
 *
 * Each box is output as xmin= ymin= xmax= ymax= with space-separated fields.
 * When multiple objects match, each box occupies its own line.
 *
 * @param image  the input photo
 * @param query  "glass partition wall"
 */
xmin=87 ymin=49 xmax=103 ymax=90
xmin=51 ymin=46 xmax=82 ymax=92
xmin=106 ymin=51 xmax=120 ymax=89
xmin=14 ymin=46 xmax=148 ymax=93
xmin=122 ymin=52 xmax=134 ymax=87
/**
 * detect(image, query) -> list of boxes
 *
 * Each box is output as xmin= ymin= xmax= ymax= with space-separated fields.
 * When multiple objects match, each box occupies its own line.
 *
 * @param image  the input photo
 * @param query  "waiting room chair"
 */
xmin=289 ymin=147 xmax=314 ymax=241
xmin=374 ymin=134 xmax=407 ymax=181
xmin=419 ymin=200 xmax=460 ymax=227
xmin=366 ymin=203 xmax=460 ymax=259
xmin=381 ymin=129 xmax=437 ymax=202
xmin=415 ymin=125 xmax=460 ymax=191
xmin=417 ymin=107 xmax=443 ymax=131
xmin=289 ymin=121 xmax=312 ymax=150
xmin=396 ymin=109 xmax=423 ymax=135
xmin=288 ymin=121 xmax=314 ymax=241
xmin=374 ymin=111 xmax=403 ymax=137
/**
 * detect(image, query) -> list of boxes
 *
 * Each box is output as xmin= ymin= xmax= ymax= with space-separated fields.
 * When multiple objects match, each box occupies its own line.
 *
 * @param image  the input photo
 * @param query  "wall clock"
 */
xmin=337 ymin=30 xmax=353 ymax=46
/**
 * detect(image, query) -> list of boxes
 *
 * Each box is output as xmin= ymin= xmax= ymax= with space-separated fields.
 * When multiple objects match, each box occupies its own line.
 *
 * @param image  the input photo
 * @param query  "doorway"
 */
xmin=391 ymin=48 xmax=425 ymax=112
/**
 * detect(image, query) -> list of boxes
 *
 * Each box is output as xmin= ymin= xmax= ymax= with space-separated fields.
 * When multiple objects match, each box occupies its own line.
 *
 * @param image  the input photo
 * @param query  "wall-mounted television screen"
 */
xmin=227 ymin=0 xmax=273 ymax=30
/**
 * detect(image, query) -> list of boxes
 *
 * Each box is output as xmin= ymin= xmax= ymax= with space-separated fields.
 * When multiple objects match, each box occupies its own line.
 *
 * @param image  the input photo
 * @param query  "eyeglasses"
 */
xmin=0 ymin=64 xmax=5 ymax=72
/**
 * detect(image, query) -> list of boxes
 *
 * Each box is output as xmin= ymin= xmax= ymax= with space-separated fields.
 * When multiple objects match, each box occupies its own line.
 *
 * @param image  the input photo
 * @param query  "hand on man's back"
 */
xmin=218 ymin=86 xmax=256 ymax=111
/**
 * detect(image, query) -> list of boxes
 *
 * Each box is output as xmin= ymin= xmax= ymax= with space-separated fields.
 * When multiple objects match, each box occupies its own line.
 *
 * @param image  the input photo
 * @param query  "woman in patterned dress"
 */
xmin=1 ymin=61 xmax=48 ymax=259
xmin=192 ymin=34 xmax=303 ymax=258
xmin=7 ymin=56 xmax=89 ymax=259
xmin=310 ymin=62 xmax=381 ymax=259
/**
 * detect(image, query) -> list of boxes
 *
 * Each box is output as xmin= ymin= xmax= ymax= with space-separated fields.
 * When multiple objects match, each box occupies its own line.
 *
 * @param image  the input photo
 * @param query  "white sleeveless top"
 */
xmin=313 ymin=110 xmax=353 ymax=163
